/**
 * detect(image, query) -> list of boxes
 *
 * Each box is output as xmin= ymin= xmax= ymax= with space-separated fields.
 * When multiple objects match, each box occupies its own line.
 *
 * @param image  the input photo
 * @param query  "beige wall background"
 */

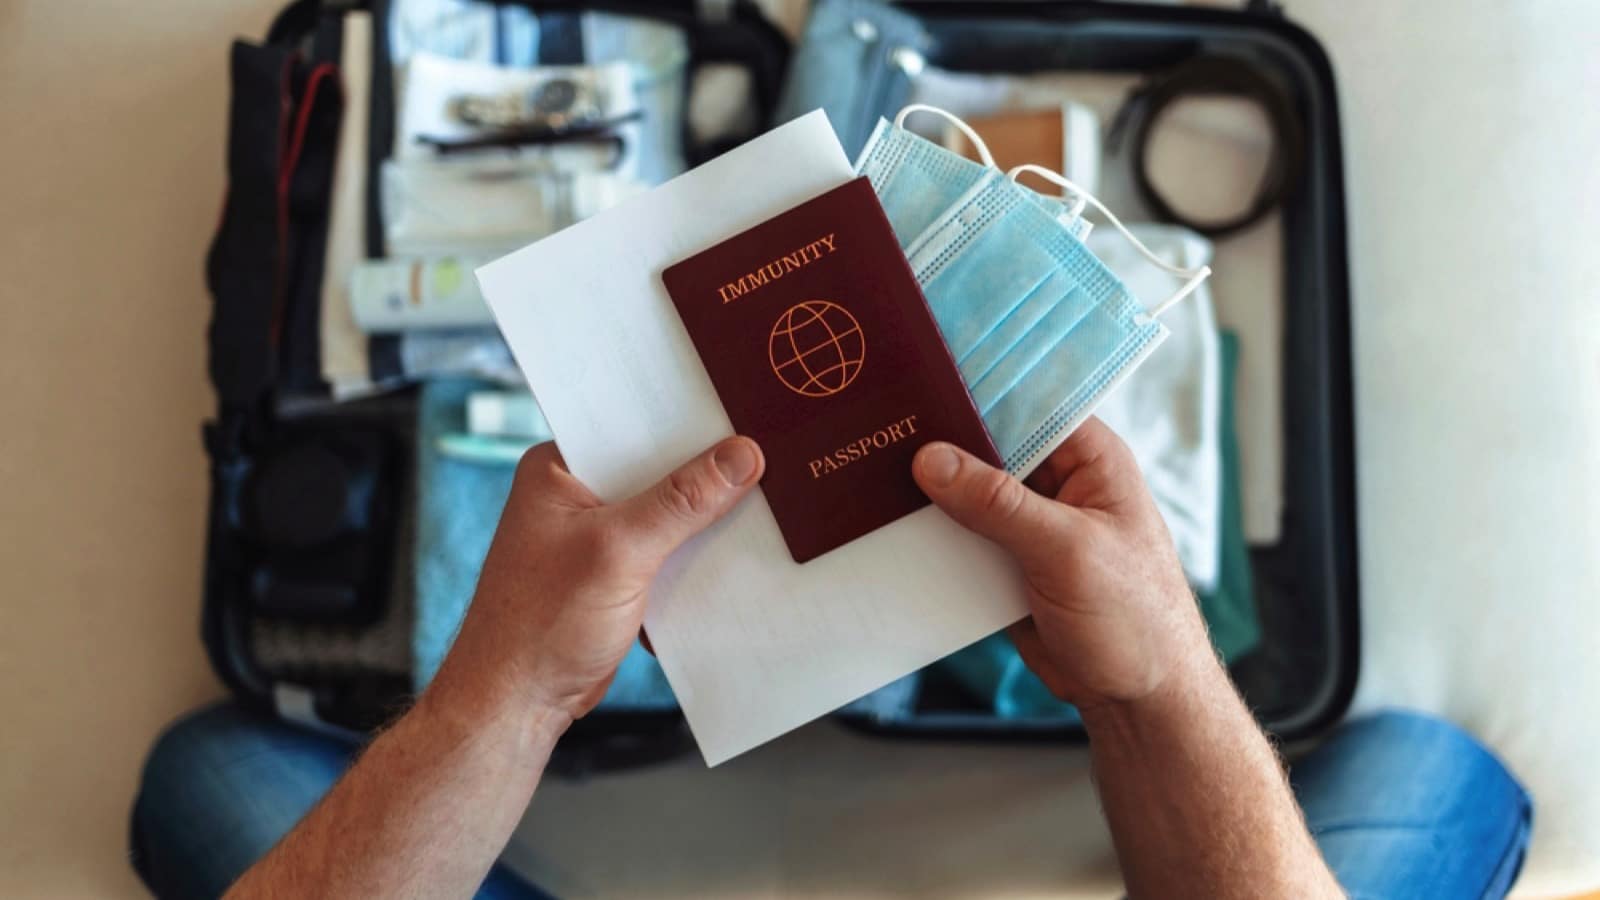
xmin=0 ymin=1 xmax=284 ymax=896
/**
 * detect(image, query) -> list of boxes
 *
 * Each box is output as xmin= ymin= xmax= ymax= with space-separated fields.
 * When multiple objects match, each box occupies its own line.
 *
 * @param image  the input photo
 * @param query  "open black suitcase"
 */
xmin=201 ymin=0 xmax=1357 ymax=770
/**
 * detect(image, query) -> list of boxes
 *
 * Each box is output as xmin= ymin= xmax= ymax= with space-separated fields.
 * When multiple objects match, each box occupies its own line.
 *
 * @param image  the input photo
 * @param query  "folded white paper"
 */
xmin=478 ymin=111 xmax=1027 ymax=765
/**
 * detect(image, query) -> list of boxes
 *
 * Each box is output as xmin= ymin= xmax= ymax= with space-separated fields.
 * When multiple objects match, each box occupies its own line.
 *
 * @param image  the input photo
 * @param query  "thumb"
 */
xmin=912 ymin=442 xmax=1075 ymax=560
xmin=611 ymin=436 xmax=765 ymax=561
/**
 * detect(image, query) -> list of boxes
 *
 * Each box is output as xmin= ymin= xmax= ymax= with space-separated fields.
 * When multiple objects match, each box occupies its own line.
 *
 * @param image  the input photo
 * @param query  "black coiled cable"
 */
xmin=1109 ymin=55 xmax=1306 ymax=239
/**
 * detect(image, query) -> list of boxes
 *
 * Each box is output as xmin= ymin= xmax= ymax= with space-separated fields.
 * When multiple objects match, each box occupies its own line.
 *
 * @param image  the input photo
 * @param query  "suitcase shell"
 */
xmin=199 ymin=0 xmax=1356 ymax=766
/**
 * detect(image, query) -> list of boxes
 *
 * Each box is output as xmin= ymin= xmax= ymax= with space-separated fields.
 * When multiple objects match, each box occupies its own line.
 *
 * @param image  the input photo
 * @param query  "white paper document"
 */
xmin=478 ymin=111 xmax=1028 ymax=765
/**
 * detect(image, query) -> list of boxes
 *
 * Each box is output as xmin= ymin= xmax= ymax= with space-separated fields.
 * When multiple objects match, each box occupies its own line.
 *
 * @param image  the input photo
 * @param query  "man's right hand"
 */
xmin=914 ymin=418 xmax=1342 ymax=898
xmin=911 ymin=417 xmax=1211 ymax=714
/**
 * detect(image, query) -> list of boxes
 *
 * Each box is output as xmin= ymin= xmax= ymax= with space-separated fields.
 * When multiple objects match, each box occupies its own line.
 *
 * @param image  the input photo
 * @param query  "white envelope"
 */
xmin=477 ymin=110 xmax=1027 ymax=765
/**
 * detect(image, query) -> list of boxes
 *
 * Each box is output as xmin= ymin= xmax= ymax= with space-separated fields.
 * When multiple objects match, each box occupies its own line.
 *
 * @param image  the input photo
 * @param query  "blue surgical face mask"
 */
xmin=858 ymin=106 xmax=1210 ymax=476
xmin=855 ymin=114 xmax=992 ymax=246
xmin=855 ymin=107 xmax=1095 ymax=246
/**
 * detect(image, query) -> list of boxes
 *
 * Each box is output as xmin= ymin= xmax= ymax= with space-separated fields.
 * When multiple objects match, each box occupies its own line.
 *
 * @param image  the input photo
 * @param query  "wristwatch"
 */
xmin=449 ymin=75 xmax=605 ymax=132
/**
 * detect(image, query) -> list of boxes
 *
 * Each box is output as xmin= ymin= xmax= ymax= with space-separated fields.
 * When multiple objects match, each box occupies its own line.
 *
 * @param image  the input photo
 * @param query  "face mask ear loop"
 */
xmin=1007 ymin=163 xmax=1211 ymax=318
xmin=894 ymin=103 xmax=998 ymax=169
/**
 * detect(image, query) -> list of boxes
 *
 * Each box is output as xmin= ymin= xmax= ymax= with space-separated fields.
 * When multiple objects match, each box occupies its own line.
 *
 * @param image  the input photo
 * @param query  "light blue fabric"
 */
xmin=580 ymin=12 xmax=689 ymax=185
xmin=839 ymin=673 xmax=922 ymax=723
xmin=865 ymin=136 xmax=1166 ymax=473
xmin=774 ymin=0 xmax=930 ymax=155
xmin=938 ymin=633 xmax=1080 ymax=722
xmin=131 ymin=704 xmax=1533 ymax=899
xmin=854 ymin=117 xmax=1092 ymax=250
xmin=413 ymin=380 xmax=675 ymax=709
xmin=854 ymin=117 xmax=993 ymax=247
xmin=387 ymin=0 xmax=688 ymax=185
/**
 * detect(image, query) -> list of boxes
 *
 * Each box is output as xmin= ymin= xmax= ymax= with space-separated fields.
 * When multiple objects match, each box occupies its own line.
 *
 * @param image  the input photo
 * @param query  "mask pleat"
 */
xmin=965 ymin=282 xmax=1096 ymax=411
xmin=956 ymin=269 xmax=1079 ymax=386
xmin=922 ymin=211 xmax=1062 ymax=360
xmin=985 ymin=293 xmax=1161 ymax=464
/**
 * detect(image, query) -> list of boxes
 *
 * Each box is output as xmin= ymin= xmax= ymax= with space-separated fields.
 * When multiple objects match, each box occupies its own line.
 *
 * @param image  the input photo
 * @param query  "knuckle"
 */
xmin=1083 ymin=419 xmax=1140 ymax=474
xmin=976 ymin=469 xmax=1027 ymax=520
xmin=658 ymin=469 xmax=711 ymax=521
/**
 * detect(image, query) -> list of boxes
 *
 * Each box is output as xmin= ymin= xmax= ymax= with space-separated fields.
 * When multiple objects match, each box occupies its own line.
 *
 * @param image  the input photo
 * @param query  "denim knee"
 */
xmin=130 ymin=703 xmax=351 ymax=899
xmin=1295 ymin=709 xmax=1533 ymax=900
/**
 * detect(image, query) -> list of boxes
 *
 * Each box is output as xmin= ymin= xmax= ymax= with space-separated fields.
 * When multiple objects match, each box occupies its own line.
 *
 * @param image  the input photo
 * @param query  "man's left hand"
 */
xmin=433 ymin=436 xmax=764 ymax=722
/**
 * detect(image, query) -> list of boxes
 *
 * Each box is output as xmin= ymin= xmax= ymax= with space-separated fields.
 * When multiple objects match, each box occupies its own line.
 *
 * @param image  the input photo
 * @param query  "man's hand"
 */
xmin=228 ymin=436 xmax=764 ymax=900
xmin=912 ymin=418 xmax=1342 ymax=899
xmin=436 ymin=436 xmax=765 ymax=722
xmin=911 ymin=417 xmax=1205 ymax=713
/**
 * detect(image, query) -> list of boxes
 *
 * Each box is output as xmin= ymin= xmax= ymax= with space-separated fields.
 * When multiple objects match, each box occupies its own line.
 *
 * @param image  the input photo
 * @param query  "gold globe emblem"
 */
xmin=768 ymin=300 xmax=865 ymax=398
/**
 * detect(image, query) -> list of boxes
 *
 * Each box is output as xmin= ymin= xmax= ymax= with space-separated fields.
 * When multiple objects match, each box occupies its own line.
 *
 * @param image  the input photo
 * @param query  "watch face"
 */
xmin=530 ymin=78 xmax=580 ymax=118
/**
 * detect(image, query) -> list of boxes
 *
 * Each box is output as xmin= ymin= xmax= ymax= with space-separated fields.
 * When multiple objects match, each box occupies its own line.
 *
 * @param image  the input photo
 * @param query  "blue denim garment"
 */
xmin=130 ymin=705 xmax=1532 ymax=899
xmin=1294 ymin=711 xmax=1534 ymax=899
xmin=129 ymin=704 xmax=551 ymax=900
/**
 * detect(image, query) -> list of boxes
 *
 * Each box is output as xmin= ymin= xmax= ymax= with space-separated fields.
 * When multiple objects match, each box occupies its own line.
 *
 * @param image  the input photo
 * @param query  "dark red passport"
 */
xmin=662 ymin=176 xmax=1001 ymax=563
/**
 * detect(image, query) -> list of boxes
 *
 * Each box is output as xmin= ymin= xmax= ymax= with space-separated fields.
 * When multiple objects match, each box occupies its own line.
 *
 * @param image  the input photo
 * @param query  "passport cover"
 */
xmin=663 ymin=176 xmax=1002 ymax=562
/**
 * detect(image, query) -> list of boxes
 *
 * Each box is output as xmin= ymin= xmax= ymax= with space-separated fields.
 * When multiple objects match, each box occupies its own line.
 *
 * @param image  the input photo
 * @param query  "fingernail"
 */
xmin=713 ymin=439 xmax=760 ymax=486
xmin=916 ymin=443 xmax=961 ymax=488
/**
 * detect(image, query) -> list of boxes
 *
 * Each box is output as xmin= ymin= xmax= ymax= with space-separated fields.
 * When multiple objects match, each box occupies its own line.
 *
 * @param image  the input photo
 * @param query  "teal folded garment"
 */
xmin=1199 ymin=332 xmax=1261 ymax=662
xmin=411 ymin=379 xmax=677 ymax=709
xmin=935 ymin=330 xmax=1259 ymax=719
xmin=940 ymin=632 xmax=1081 ymax=722
xmin=839 ymin=672 xmax=923 ymax=722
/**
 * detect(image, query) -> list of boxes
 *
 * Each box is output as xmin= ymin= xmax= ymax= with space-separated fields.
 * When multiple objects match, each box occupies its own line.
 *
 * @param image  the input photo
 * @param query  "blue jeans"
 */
xmin=1293 ymin=712 xmax=1533 ymax=898
xmin=128 ymin=704 xmax=551 ymax=900
xmin=129 ymin=706 xmax=1529 ymax=899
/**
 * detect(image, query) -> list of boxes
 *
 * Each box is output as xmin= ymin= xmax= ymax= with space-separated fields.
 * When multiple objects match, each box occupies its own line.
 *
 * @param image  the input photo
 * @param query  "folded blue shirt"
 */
xmin=412 ymin=379 xmax=676 ymax=709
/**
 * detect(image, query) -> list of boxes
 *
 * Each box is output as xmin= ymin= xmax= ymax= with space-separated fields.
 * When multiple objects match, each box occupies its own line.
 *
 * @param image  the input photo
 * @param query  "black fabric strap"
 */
xmin=280 ymin=16 xmax=347 ymax=394
xmin=208 ymin=41 xmax=297 ymax=411
xmin=367 ymin=0 xmax=403 ymax=384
